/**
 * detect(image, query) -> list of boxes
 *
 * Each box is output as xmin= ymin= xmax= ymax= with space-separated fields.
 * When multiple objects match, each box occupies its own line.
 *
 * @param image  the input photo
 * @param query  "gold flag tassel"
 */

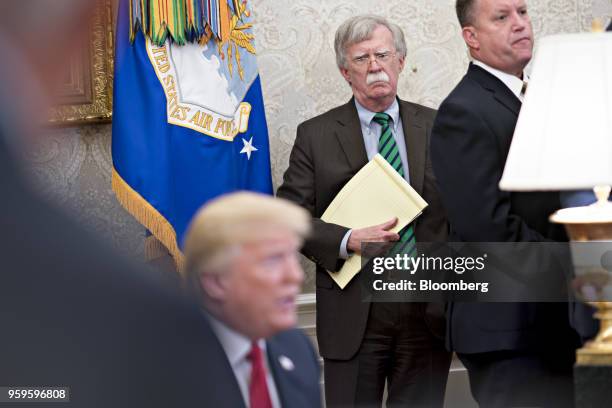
xmin=111 ymin=168 xmax=186 ymax=273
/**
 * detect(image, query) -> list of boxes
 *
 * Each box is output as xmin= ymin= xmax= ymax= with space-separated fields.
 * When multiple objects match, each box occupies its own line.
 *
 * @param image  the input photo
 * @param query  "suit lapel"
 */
xmin=399 ymin=100 xmax=426 ymax=196
xmin=334 ymin=98 xmax=427 ymax=197
xmin=493 ymin=88 xmax=521 ymax=117
xmin=468 ymin=63 xmax=521 ymax=117
xmin=334 ymin=99 xmax=369 ymax=175
xmin=265 ymin=341 xmax=293 ymax=407
xmin=202 ymin=316 xmax=248 ymax=408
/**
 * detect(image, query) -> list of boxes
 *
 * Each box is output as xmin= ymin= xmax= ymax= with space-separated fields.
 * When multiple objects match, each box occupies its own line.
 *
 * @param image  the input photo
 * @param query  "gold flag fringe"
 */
xmin=144 ymin=235 xmax=170 ymax=261
xmin=112 ymin=168 xmax=186 ymax=274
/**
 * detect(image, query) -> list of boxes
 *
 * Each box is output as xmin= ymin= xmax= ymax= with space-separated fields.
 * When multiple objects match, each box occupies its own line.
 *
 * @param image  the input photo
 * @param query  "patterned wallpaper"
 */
xmin=27 ymin=0 xmax=611 ymax=292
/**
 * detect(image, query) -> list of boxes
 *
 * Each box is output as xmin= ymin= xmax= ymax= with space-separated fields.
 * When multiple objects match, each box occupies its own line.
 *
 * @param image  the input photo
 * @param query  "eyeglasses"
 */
xmin=351 ymin=51 xmax=396 ymax=66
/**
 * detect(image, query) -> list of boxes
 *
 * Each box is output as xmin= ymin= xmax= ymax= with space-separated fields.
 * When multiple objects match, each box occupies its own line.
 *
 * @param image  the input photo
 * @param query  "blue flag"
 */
xmin=112 ymin=0 xmax=273 ymax=269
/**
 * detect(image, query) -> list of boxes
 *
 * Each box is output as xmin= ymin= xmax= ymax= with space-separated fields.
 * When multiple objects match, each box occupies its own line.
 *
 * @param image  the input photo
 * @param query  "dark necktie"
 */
xmin=248 ymin=341 xmax=273 ymax=408
xmin=372 ymin=112 xmax=416 ymax=256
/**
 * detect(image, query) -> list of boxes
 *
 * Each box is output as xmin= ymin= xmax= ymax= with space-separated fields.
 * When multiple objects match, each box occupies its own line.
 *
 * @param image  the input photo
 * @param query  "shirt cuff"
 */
xmin=339 ymin=229 xmax=353 ymax=260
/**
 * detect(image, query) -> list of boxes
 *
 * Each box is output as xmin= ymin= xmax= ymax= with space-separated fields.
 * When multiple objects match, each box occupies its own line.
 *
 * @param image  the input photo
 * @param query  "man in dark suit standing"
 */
xmin=277 ymin=15 xmax=451 ymax=407
xmin=184 ymin=192 xmax=322 ymax=408
xmin=431 ymin=1 xmax=579 ymax=407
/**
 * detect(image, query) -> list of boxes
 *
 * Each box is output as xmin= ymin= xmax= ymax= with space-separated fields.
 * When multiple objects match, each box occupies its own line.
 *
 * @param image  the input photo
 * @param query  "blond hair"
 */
xmin=184 ymin=192 xmax=310 ymax=295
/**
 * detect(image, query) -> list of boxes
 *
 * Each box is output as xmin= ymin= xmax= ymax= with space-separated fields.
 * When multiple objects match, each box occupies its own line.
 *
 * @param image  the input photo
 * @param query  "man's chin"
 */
xmin=513 ymin=45 xmax=533 ymax=62
xmin=517 ymin=54 xmax=533 ymax=70
xmin=366 ymin=85 xmax=394 ymax=97
xmin=272 ymin=316 xmax=298 ymax=333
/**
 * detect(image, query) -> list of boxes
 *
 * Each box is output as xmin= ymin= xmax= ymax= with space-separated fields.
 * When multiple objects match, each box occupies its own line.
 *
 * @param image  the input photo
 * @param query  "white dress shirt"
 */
xmin=207 ymin=314 xmax=281 ymax=408
xmin=472 ymin=59 xmax=529 ymax=102
xmin=339 ymin=98 xmax=410 ymax=258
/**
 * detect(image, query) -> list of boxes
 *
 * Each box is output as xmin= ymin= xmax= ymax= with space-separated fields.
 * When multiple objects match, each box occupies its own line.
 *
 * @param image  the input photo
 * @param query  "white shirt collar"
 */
xmin=354 ymin=98 xmax=401 ymax=132
xmin=205 ymin=313 xmax=280 ymax=408
xmin=206 ymin=312 xmax=265 ymax=367
xmin=472 ymin=59 xmax=529 ymax=101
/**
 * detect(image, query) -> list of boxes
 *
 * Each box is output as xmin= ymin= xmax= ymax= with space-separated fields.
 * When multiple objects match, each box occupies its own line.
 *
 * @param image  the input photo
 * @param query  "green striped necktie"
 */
xmin=372 ymin=112 xmax=416 ymax=256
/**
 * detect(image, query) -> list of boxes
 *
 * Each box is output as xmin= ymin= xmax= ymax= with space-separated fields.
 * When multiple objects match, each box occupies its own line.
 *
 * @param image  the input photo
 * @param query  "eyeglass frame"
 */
xmin=349 ymin=50 xmax=397 ymax=67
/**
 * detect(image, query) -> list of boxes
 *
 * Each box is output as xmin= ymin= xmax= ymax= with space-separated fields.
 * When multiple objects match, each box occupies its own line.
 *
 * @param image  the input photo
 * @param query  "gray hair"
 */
xmin=334 ymin=14 xmax=407 ymax=69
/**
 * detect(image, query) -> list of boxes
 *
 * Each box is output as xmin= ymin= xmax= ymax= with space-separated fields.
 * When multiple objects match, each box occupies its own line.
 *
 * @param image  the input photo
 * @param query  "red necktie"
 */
xmin=248 ymin=341 xmax=273 ymax=408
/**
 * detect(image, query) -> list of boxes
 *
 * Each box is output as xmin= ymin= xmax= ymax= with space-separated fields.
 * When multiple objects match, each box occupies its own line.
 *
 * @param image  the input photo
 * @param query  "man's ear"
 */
xmin=339 ymin=67 xmax=352 ymax=85
xmin=200 ymin=272 xmax=229 ymax=301
xmin=462 ymin=26 xmax=480 ymax=51
xmin=398 ymin=55 xmax=406 ymax=72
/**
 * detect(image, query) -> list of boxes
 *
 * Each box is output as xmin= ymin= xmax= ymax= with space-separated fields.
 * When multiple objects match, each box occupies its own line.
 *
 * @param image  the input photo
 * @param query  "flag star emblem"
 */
xmin=240 ymin=137 xmax=258 ymax=160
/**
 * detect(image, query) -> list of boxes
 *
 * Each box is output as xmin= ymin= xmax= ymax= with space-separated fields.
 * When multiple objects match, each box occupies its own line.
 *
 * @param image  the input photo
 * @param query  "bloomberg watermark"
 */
xmin=351 ymin=242 xmax=612 ymax=303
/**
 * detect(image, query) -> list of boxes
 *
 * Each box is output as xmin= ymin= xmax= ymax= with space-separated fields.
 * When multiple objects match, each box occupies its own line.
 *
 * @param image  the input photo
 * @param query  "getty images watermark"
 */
xmin=353 ymin=242 xmax=612 ymax=303
xmin=371 ymin=252 xmax=489 ymax=293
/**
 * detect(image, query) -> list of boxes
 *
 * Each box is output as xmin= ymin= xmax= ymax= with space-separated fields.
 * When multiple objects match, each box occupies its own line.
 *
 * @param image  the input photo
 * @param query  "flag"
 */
xmin=112 ymin=0 xmax=273 ymax=271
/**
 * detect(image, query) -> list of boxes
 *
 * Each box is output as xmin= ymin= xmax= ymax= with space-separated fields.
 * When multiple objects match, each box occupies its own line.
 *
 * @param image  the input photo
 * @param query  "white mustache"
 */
xmin=366 ymin=71 xmax=390 ymax=85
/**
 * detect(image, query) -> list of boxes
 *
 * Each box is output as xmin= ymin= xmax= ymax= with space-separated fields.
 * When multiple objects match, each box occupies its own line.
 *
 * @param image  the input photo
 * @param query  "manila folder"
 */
xmin=320 ymin=154 xmax=428 ymax=289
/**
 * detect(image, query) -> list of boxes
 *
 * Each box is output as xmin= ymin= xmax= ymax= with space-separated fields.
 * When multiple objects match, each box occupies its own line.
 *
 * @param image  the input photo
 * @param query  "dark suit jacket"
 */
xmin=277 ymin=98 xmax=448 ymax=360
xmin=266 ymin=330 xmax=322 ymax=408
xmin=202 ymin=316 xmax=322 ymax=408
xmin=430 ymin=63 xmax=576 ymax=354
xmin=0 ymin=132 xmax=223 ymax=407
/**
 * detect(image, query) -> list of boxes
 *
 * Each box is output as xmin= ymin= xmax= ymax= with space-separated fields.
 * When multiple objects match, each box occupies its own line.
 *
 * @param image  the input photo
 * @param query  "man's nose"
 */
xmin=511 ymin=11 xmax=527 ymax=30
xmin=368 ymin=58 xmax=383 ymax=71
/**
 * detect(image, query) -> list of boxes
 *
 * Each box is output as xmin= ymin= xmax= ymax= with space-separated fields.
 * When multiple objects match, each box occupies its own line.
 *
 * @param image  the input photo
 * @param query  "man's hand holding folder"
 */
xmin=347 ymin=217 xmax=400 ymax=255
xmin=321 ymin=154 xmax=428 ymax=289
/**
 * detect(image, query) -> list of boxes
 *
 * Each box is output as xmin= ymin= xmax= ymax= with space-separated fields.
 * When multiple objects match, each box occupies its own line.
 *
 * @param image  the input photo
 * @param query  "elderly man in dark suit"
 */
xmin=184 ymin=192 xmax=322 ymax=408
xmin=431 ymin=1 xmax=579 ymax=407
xmin=277 ymin=14 xmax=451 ymax=408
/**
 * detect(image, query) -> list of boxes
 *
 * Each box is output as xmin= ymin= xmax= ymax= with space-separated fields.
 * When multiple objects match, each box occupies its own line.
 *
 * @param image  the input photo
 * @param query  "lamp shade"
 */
xmin=499 ymin=32 xmax=612 ymax=191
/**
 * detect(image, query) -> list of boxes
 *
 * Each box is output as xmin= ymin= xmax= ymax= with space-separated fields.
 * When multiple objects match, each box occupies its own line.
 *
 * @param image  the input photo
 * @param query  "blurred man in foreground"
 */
xmin=0 ymin=1 xmax=230 ymax=406
xmin=184 ymin=192 xmax=321 ymax=408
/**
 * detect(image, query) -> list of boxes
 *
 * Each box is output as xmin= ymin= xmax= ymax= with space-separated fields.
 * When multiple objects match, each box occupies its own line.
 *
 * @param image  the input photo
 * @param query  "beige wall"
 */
xmin=27 ymin=0 xmax=611 ymax=292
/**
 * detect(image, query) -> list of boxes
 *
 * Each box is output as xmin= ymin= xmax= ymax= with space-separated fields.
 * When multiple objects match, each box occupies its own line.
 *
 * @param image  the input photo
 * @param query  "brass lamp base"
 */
xmin=550 ymin=186 xmax=612 ymax=366
xmin=575 ymin=302 xmax=612 ymax=365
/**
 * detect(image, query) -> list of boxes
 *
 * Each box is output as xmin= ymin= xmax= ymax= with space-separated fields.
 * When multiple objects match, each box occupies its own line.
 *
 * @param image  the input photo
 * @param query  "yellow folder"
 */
xmin=321 ymin=154 xmax=428 ymax=289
